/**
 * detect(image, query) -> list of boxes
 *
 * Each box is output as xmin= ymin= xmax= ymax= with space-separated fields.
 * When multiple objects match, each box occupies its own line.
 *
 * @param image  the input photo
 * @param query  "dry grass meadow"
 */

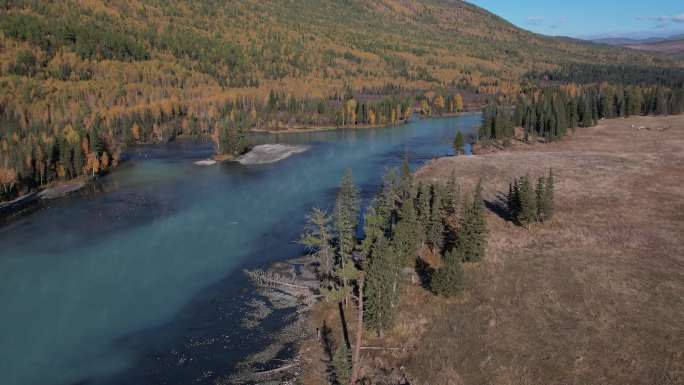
xmin=299 ymin=115 xmax=684 ymax=385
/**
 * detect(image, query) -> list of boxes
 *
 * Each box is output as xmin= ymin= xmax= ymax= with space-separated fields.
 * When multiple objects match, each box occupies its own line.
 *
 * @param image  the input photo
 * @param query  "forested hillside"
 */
xmin=0 ymin=0 xmax=681 ymax=200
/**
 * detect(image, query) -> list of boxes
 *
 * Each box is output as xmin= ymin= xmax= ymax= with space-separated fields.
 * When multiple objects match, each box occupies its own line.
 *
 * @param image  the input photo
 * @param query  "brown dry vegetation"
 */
xmin=300 ymin=115 xmax=684 ymax=385
xmin=625 ymin=40 xmax=684 ymax=56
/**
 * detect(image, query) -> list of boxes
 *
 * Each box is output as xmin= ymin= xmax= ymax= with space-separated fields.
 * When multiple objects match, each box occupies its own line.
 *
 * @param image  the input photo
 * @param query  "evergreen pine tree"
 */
xmin=427 ymin=184 xmax=445 ymax=253
xmin=332 ymin=342 xmax=352 ymax=385
xmin=399 ymin=155 xmax=413 ymax=202
xmin=360 ymin=203 xmax=385 ymax=261
xmin=517 ymin=175 xmax=537 ymax=227
xmin=507 ymin=179 xmax=521 ymax=221
xmin=364 ymin=234 xmax=398 ymax=337
xmin=299 ymin=207 xmax=335 ymax=285
xmin=334 ymin=169 xmax=360 ymax=265
xmin=456 ymin=181 xmax=488 ymax=262
xmin=453 ymin=131 xmax=465 ymax=155
xmin=431 ymin=248 xmax=465 ymax=296
xmin=393 ymin=196 xmax=420 ymax=267
xmin=444 ymin=171 xmax=460 ymax=216
xmin=415 ymin=182 xmax=431 ymax=243
xmin=333 ymin=169 xmax=360 ymax=307
xmin=376 ymin=168 xmax=400 ymax=231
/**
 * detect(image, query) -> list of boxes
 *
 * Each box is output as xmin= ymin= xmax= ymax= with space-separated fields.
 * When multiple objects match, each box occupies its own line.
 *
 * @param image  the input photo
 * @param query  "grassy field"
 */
xmin=300 ymin=115 xmax=684 ymax=385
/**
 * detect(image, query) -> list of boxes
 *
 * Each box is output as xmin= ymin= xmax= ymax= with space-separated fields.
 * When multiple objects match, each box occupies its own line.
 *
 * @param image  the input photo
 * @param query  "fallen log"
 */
xmin=252 ymin=362 xmax=299 ymax=379
xmin=244 ymin=269 xmax=311 ymax=291
xmin=360 ymin=346 xmax=402 ymax=351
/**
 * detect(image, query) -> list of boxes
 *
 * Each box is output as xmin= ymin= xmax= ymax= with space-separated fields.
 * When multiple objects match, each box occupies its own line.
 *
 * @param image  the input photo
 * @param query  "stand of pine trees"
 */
xmin=299 ymin=166 xmax=491 ymax=383
xmin=507 ymin=169 xmax=555 ymax=227
xmin=480 ymin=83 xmax=684 ymax=143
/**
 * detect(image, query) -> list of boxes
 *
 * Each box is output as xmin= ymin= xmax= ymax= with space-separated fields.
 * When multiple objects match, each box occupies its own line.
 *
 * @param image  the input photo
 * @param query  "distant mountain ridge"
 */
xmin=591 ymin=34 xmax=684 ymax=58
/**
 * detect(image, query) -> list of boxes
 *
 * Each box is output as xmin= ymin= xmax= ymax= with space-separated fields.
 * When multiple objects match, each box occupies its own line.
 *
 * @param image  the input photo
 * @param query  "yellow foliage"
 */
xmin=368 ymin=109 xmax=377 ymax=125
xmin=131 ymin=122 xmax=141 ymax=141
xmin=433 ymin=95 xmax=445 ymax=110
xmin=455 ymin=94 xmax=464 ymax=111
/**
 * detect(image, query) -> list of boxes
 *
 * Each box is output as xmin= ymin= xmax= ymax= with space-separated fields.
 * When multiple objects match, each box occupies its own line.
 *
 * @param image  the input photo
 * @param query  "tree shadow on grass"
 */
xmin=484 ymin=192 xmax=511 ymax=222
xmin=338 ymin=302 xmax=350 ymax=349
xmin=320 ymin=320 xmax=334 ymax=362
xmin=415 ymin=257 xmax=435 ymax=290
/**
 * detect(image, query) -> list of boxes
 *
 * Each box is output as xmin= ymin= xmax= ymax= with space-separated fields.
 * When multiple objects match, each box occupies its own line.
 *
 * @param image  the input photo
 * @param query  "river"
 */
xmin=0 ymin=114 xmax=480 ymax=385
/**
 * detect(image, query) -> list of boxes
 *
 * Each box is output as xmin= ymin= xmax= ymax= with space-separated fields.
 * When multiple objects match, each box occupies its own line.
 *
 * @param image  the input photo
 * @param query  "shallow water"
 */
xmin=0 ymin=114 xmax=480 ymax=385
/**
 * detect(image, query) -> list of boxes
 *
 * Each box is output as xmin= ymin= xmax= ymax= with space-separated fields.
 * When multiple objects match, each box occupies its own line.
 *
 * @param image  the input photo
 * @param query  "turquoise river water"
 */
xmin=0 ymin=114 xmax=480 ymax=385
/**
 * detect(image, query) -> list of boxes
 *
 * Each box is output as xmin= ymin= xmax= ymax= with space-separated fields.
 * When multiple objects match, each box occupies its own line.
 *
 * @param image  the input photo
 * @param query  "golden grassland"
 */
xmin=299 ymin=114 xmax=684 ymax=385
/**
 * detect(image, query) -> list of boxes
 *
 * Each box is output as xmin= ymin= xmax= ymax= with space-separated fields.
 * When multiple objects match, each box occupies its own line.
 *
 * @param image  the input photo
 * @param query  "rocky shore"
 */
xmin=220 ymin=256 xmax=320 ymax=384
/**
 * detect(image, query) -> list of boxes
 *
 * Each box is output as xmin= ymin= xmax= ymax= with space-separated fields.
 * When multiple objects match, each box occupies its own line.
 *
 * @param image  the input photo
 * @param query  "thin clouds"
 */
xmin=526 ymin=16 xmax=544 ymax=26
xmin=525 ymin=16 xmax=568 ymax=30
xmin=550 ymin=16 xmax=569 ymax=30
xmin=638 ymin=12 xmax=684 ymax=29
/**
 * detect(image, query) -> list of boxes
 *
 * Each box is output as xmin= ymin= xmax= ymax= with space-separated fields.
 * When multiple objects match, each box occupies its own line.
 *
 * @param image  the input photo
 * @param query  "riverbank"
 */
xmin=0 ymin=113 xmax=482 ymax=385
xmin=251 ymin=110 xmax=474 ymax=135
xmin=0 ymin=179 xmax=88 ymax=219
xmin=297 ymin=114 xmax=684 ymax=384
xmin=1 ymin=110 xmax=472 ymax=213
xmin=251 ymin=118 xmax=411 ymax=135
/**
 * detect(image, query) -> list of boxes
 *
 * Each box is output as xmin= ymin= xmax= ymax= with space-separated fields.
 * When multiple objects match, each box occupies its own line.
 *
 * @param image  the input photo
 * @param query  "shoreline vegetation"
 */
xmin=232 ymin=113 xmax=684 ymax=384
xmin=0 ymin=109 xmax=463 ymax=217
xmin=250 ymin=109 xmax=482 ymax=136
xmin=272 ymin=113 xmax=683 ymax=385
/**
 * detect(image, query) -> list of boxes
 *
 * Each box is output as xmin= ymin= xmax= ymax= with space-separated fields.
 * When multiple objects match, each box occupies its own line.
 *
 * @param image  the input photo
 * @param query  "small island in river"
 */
xmin=236 ymin=144 xmax=310 ymax=165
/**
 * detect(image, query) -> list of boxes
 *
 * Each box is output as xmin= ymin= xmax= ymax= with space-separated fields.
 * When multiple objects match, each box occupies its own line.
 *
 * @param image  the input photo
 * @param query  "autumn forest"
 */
xmin=0 ymin=0 xmax=682 ymax=202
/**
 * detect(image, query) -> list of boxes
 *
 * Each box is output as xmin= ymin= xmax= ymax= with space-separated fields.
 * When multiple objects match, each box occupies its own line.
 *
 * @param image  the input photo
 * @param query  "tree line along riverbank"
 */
xmin=290 ymin=114 xmax=684 ymax=385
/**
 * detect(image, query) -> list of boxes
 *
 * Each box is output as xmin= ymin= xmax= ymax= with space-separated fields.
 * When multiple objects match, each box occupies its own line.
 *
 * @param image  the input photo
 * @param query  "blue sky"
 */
xmin=468 ymin=0 xmax=684 ymax=39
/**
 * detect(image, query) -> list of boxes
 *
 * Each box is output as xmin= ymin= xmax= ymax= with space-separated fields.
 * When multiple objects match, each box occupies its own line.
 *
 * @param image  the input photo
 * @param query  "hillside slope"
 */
xmin=624 ymin=39 xmax=684 ymax=58
xmin=0 ymin=0 xmax=679 ymax=200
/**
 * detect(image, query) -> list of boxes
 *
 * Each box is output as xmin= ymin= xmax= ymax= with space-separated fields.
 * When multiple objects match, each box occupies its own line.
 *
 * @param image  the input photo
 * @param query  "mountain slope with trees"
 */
xmin=0 ymin=0 xmax=681 ymax=201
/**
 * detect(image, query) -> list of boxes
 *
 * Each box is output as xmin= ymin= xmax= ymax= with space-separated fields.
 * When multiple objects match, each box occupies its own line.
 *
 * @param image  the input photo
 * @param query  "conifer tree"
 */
xmin=364 ymin=233 xmax=397 ymax=337
xmin=508 ymin=170 xmax=555 ymax=226
xmin=333 ymin=169 xmax=360 ymax=307
xmin=516 ymin=175 xmax=537 ymax=227
xmin=456 ymin=181 xmax=488 ymax=262
xmin=427 ymin=184 xmax=445 ymax=253
xmin=507 ymin=179 xmax=520 ymax=221
xmin=334 ymin=169 xmax=360 ymax=265
xmin=332 ymin=342 xmax=352 ymax=385
xmin=360 ymin=203 xmax=385 ymax=261
xmin=376 ymin=168 xmax=400 ymax=231
xmin=431 ymin=248 xmax=465 ymax=296
xmin=393 ymin=196 xmax=420 ymax=267
xmin=445 ymin=171 xmax=460 ymax=216
xmin=415 ymin=182 xmax=431 ymax=243
xmin=399 ymin=155 xmax=413 ymax=202
xmin=453 ymin=131 xmax=465 ymax=155
xmin=299 ymin=207 xmax=335 ymax=285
